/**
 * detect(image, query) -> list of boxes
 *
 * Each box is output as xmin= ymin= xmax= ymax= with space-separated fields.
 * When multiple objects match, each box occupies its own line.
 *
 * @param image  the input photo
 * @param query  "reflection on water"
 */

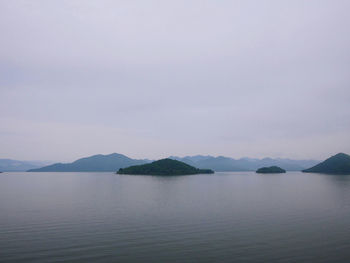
xmin=320 ymin=173 xmax=350 ymax=184
xmin=0 ymin=171 xmax=350 ymax=262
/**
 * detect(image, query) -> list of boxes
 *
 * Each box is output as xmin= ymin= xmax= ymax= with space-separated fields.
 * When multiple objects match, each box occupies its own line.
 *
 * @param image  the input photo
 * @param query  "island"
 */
xmin=256 ymin=166 xmax=286 ymax=174
xmin=302 ymin=153 xmax=350 ymax=175
xmin=117 ymin=158 xmax=214 ymax=175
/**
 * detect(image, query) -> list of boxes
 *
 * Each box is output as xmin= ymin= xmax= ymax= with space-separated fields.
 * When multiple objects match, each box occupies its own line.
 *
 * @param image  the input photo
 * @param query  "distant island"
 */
xmin=256 ymin=166 xmax=286 ymax=174
xmin=117 ymin=159 xmax=214 ymax=175
xmin=302 ymin=153 xmax=350 ymax=175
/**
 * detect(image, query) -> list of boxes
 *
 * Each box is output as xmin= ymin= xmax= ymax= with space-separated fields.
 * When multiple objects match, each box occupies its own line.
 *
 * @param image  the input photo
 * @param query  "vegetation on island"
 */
xmin=117 ymin=158 xmax=214 ymax=175
xmin=302 ymin=153 xmax=350 ymax=175
xmin=256 ymin=166 xmax=286 ymax=174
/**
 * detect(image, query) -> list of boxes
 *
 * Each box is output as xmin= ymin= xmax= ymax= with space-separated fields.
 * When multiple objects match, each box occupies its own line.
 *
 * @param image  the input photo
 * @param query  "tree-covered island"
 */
xmin=117 ymin=158 xmax=214 ymax=175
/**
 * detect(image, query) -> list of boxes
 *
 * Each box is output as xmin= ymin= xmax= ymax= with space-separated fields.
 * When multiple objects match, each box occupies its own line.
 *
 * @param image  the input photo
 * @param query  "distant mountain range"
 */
xmin=169 ymin=155 xmax=319 ymax=172
xmin=25 ymin=153 xmax=319 ymax=172
xmin=28 ymin=153 xmax=150 ymax=172
xmin=0 ymin=159 xmax=52 ymax=172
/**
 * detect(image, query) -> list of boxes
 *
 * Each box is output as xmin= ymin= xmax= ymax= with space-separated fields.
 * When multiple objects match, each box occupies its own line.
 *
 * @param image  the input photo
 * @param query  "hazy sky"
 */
xmin=1 ymin=0 xmax=349 ymax=162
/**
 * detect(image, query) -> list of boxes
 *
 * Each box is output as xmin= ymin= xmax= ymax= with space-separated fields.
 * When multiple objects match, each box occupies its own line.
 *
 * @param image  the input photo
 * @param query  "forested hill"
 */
xmin=303 ymin=153 xmax=350 ymax=175
xmin=117 ymin=159 xmax=214 ymax=175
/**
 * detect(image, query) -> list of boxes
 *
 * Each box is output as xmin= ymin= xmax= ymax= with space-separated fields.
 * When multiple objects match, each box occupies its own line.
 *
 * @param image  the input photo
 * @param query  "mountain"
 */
xmin=169 ymin=155 xmax=318 ymax=171
xmin=256 ymin=166 xmax=286 ymax=174
xmin=169 ymin=155 xmax=247 ymax=171
xmin=28 ymin=153 xmax=151 ymax=172
xmin=26 ymin=153 xmax=320 ymax=172
xmin=117 ymin=159 xmax=214 ymax=175
xmin=302 ymin=153 xmax=350 ymax=175
xmin=0 ymin=159 xmax=52 ymax=172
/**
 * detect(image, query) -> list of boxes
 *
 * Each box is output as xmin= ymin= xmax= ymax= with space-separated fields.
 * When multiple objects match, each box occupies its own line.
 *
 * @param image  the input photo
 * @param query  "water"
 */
xmin=0 ymin=172 xmax=350 ymax=262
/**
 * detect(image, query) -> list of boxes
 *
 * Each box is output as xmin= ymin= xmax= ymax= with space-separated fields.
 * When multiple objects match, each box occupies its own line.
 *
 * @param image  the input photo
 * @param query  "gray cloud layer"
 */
xmin=1 ymin=0 xmax=349 ymax=161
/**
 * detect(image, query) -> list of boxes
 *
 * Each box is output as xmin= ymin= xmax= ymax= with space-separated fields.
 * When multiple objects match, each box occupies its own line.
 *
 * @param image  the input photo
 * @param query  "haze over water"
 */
xmin=1 ymin=171 xmax=350 ymax=262
xmin=1 ymin=1 xmax=350 ymax=161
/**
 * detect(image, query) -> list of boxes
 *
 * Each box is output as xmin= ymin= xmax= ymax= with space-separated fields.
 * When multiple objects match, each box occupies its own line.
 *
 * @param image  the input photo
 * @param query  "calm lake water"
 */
xmin=0 ymin=172 xmax=350 ymax=262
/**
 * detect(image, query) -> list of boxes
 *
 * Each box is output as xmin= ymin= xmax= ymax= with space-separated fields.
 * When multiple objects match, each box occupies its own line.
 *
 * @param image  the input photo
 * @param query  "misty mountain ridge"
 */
xmin=25 ymin=153 xmax=319 ymax=172
xmin=28 ymin=153 xmax=151 ymax=172
xmin=169 ymin=155 xmax=319 ymax=171
xmin=0 ymin=159 xmax=53 ymax=172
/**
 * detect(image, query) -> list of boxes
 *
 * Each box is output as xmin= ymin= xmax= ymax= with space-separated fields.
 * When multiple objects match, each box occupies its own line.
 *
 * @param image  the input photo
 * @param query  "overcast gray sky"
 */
xmin=0 ymin=0 xmax=349 ymax=162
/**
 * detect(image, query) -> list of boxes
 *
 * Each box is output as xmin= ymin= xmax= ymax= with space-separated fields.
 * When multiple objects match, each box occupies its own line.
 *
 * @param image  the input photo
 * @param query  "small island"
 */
xmin=302 ymin=153 xmax=350 ymax=175
xmin=117 ymin=158 xmax=214 ymax=175
xmin=256 ymin=166 xmax=286 ymax=174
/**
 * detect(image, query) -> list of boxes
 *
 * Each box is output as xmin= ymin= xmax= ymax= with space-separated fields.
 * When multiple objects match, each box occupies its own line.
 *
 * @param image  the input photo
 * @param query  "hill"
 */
xmin=28 ymin=153 xmax=150 ymax=172
xmin=256 ymin=166 xmax=286 ymax=174
xmin=117 ymin=159 xmax=214 ymax=175
xmin=302 ymin=153 xmax=350 ymax=175
xmin=0 ymin=159 xmax=52 ymax=172
xmin=169 ymin=155 xmax=318 ymax=171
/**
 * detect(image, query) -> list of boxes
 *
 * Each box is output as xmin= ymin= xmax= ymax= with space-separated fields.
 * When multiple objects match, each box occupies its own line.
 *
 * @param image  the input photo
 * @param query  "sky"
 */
xmin=0 ymin=0 xmax=349 ymax=162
